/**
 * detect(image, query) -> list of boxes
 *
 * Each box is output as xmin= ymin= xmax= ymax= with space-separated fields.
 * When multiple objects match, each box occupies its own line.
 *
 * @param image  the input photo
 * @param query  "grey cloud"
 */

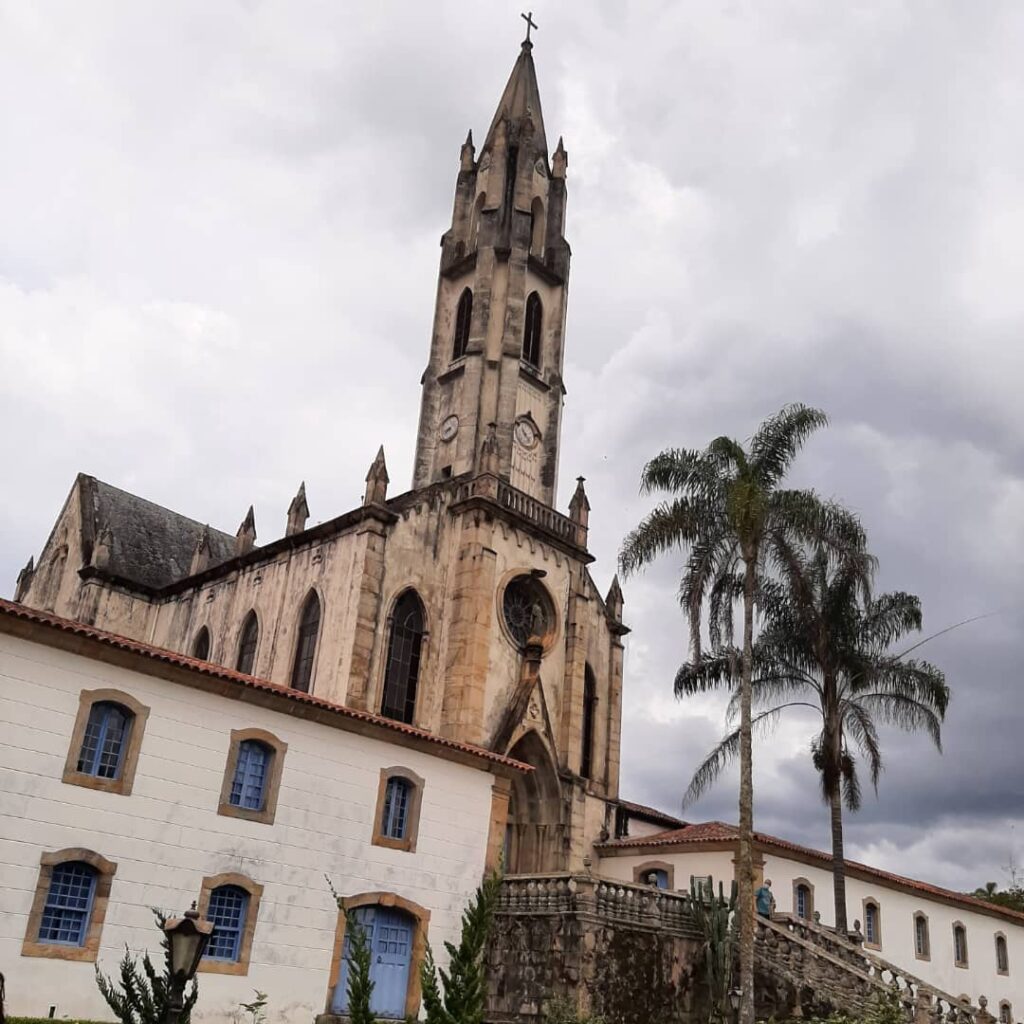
xmin=2 ymin=0 xmax=1023 ymax=892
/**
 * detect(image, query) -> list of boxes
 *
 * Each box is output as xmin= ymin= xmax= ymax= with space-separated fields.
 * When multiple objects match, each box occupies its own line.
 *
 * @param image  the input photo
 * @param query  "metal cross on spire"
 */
xmin=521 ymin=11 xmax=538 ymax=43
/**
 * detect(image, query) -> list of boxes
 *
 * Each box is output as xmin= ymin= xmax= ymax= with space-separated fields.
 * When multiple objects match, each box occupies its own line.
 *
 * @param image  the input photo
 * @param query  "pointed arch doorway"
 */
xmin=505 ymin=732 xmax=564 ymax=874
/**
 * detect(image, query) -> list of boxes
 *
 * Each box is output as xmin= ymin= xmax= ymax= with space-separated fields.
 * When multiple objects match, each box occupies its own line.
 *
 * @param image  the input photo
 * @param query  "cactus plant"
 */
xmin=689 ymin=875 xmax=738 ymax=1024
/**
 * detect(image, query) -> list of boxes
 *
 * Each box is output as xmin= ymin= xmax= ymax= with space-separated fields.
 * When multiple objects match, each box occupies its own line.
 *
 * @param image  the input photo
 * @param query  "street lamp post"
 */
xmin=162 ymin=903 xmax=213 ymax=1024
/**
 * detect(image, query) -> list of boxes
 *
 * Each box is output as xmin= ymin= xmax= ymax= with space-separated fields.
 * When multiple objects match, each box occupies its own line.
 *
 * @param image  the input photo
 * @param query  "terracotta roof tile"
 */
xmin=597 ymin=820 xmax=1024 ymax=925
xmin=0 ymin=598 xmax=530 ymax=774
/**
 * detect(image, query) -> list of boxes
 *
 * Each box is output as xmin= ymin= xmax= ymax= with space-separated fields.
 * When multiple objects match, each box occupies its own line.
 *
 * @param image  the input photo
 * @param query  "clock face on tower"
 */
xmin=514 ymin=417 xmax=538 ymax=449
xmin=439 ymin=415 xmax=459 ymax=443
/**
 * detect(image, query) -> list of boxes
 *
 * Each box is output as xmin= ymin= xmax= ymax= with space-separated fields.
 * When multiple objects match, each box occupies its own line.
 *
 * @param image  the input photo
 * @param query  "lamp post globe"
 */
xmin=162 ymin=903 xmax=213 ymax=1024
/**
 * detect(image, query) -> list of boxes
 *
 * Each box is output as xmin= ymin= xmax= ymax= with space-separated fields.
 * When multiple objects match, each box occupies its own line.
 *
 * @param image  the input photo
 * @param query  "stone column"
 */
xmin=440 ymin=510 xmax=497 ymax=744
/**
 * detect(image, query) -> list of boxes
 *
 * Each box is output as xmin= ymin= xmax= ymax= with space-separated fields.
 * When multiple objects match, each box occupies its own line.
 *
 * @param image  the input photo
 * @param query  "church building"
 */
xmin=12 ymin=32 xmax=624 ymax=881
xmin=2 ymin=28 xmax=1022 ymax=1024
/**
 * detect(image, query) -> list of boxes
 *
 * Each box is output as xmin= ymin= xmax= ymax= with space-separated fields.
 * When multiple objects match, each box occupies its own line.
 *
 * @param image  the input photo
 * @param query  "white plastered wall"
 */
xmin=597 ymin=844 xmax=1023 ymax=1009
xmin=0 ymin=632 xmax=497 ymax=1022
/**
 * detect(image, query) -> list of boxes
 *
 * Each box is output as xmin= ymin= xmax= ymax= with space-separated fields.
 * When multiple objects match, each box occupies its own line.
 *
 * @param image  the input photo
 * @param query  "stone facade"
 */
xmin=12 ymin=40 xmax=625 ymax=879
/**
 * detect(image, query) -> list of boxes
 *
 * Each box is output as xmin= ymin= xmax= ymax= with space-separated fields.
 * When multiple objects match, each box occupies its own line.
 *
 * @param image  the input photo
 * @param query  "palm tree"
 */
xmin=618 ymin=403 xmax=865 ymax=1024
xmin=678 ymin=546 xmax=949 ymax=934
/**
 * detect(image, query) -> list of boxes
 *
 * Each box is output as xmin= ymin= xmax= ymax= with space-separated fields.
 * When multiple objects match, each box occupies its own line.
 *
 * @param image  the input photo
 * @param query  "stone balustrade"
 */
xmin=760 ymin=913 xmax=996 ymax=1024
xmin=497 ymin=873 xmax=700 ymax=938
xmin=451 ymin=476 xmax=586 ymax=549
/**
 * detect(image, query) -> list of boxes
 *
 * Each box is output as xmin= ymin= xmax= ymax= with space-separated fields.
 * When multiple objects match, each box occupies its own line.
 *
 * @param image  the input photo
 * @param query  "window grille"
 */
xmin=230 ymin=741 xmax=269 ymax=810
xmin=914 ymin=914 xmax=929 ymax=957
xmin=381 ymin=592 xmax=424 ymax=724
xmin=205 ymin=885 xmax=249 ymax=962
xmin=38 ymin=862 xmax=97 ymax=946
xmin=77 ymin=702 xmax=131 ymax=779
xmin=382 ymin=777 xmax=412 ymax=839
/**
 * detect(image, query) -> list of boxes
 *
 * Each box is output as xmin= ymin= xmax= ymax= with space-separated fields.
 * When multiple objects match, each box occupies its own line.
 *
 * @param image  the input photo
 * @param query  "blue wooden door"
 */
xmin=332 ymin=906 xmax=413 ymax=1019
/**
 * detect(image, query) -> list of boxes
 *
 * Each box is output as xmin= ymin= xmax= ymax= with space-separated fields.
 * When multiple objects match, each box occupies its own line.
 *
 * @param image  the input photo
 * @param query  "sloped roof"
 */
xmin=617 ymin=797 xmax=687 ymax=831
xmin=483 ymin=41 xmax=548 ymax=155
xmin=597 ymin=821 xmax=1024 ymax=926
xmin=82 ymin=475 xmax=235 ymax=589
xmin=0 ymin=598 xmax=531 ymax=774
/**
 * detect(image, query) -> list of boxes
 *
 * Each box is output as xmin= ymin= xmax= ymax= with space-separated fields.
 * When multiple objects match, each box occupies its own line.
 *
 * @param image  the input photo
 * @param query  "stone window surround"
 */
xmin=999 ymin=1001 xmax=1012 ymax=1024
xmin=862 ymin=896 xmax=882 ymax=950
xmin=633 ymin=861 xmax=675 ymax=890
xmin=217 ymin=727 xmax=288 ymax=826
xmin=196 ymin=872 xmax=264 ymax=976
xmin=371 ymin=766 xmax=425 ymax=853
xmin=952 ymin=920 xmax=969 ymax=968
xmin=21 ymin=848 xmax=117 ymax=962
xmin=793 ymin=877 xmax=815 ymax=920
xmin=995 ymin=930 xmax=1009 ymax=975
xmin=62 ymin=688 xmax=150 ymax=796
xmin=495 ymin=568 xmax=561 ymax=656
xmin=912 ymin=910 xmax=931 ymax=961
xmin=326 ymin=891 xmax=431 ymax=1020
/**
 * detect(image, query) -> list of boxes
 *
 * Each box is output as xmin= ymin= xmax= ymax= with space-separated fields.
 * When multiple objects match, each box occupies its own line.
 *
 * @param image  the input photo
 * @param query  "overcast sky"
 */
xmin=2 ymin=1 xmax=1023 ymax=894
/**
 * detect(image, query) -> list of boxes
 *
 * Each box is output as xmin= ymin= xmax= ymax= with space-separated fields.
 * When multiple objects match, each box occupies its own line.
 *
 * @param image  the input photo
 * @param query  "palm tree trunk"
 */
xmin=829 ymin=786 xmax=848 ymax=934
xmin=737 ymin=557 xmax=756 ymax=1024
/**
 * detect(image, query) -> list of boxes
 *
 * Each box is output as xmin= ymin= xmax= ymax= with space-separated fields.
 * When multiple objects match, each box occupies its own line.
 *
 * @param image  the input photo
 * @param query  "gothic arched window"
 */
xmin=236 ymin=611 xmax=259 ymax=675
xmin=452 ymin=288 xmax=473 ymax=360
xmin=380 ymin=591 xmax=425 ymax=725
xmin=522 ymin=291 xmax=543 ymax=368
xmin=996 ymin=933 xmax=1009 ymax=974
xmin=291 ymin=591 xmax=321 ymax=693
xmin=914 ymin=912 xmax=930 ymax=959
xmin=580 ymin=666 xmax=597 ymax=780
xmin=191 ymin=626 xmax=211 ymax=661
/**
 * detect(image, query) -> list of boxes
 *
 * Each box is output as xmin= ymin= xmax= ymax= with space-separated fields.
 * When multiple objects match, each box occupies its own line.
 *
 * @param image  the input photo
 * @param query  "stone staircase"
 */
xmin=755 ymin=912 xmax=994 ymax=1023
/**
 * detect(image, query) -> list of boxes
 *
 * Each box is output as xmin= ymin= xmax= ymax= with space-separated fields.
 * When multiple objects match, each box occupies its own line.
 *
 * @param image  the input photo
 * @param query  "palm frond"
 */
xmin=618 ymin=497 xmax=719 ymax=578
xmin=750 ymin=403 xmax=829 ymax=487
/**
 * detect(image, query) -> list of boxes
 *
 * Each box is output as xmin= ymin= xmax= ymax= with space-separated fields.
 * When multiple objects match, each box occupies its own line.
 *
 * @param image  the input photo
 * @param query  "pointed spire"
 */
xmin=363 ymin=446 xmax=390 ymax=506
xmin=552 ymin=136 xmax=568 ymax=179
xmin=606 ymin=575 xmax=624 ymax=623
xmin=14 ymin=556 xmax=35 ymax=602
xmin=286 ymin=481 xmax=310 ymax=537
xmin=91 ymin=524 xmax=113 ymax=569
xmin=235 ymin=506 xmax=257 ymax=555
xmin=460 ymin=129 xmax=476 ymax=172
xmin=190 ymin=526 xmax=213 ymax=575
xmin=568 ymin=476 xmax=590 ymax=548
xmin=483 ymin=39 xmax=548 ymax=156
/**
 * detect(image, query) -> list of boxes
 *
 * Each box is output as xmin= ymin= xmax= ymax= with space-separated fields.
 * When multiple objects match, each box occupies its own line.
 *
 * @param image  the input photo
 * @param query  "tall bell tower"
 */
xmin=412 ymin=33 xmax=570 ymax=507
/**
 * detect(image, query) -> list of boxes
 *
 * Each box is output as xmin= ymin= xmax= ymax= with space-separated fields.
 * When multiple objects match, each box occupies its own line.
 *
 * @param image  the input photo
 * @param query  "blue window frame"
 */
xmin=77 ymin=702 xmax=131 ymax=779
xmin=205 ymin=885 xmax=250 ymax=961
xmin=230 ymin=741 xmax=270 ymax=811
xmin=38 ymin=862 xmax=97 ymax=946
xmin=382 ymin=777 xmax=411 ymax=839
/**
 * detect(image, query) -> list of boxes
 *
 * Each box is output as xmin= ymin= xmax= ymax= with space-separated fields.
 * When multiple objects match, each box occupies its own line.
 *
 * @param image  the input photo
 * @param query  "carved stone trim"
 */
xmin=21 ymin=848 xmax=117 ymax=962
xmin=62 ymin=688 xmax=150 ymax=796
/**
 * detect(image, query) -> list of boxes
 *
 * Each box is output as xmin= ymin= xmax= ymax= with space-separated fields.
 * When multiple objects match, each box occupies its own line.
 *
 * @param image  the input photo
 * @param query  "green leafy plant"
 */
xmin=543 ymin=996 xmax=606 ymax=1024
xmin=619 ymin=403 xmax=867 ymax=1024
xmin=345 ymin=912 xmax=377 ymax=1024
xmin=238 ymin=991 xmax=268 ymax=1024
xmin=420 ymin=872 xmax=501 ymax=1024
xmin=94 ymin=909 xmax=198 ymax=1024
xmin=689 ymin=875 xmax=737 ymax=1024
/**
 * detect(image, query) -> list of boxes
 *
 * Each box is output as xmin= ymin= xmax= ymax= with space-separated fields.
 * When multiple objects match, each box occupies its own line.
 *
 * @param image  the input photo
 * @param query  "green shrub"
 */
xmin=543 ymin=996 xmax=607 ymax=1024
